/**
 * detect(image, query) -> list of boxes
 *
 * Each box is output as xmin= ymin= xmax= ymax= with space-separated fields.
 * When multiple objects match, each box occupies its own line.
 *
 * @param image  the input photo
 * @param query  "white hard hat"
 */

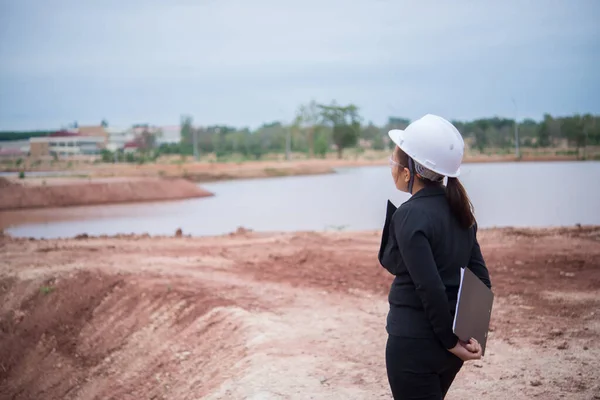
xmin=388 ymin=114 xmax=464 ymax=178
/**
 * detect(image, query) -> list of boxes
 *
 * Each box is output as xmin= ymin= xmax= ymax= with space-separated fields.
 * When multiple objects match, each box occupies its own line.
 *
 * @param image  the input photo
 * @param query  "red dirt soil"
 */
xmin=0 ymin=227 xmax=599 ymax=399
xmin=0 ymin=177 xmax=212 ymax=211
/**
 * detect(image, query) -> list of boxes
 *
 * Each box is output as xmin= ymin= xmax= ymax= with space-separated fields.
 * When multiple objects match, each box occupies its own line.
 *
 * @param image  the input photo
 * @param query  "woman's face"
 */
xmin=390 ymin=146 xmax=410 ymax=192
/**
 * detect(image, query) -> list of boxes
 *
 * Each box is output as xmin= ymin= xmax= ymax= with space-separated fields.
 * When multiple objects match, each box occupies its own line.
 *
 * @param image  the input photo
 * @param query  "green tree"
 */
xmin=473 ymin=130 xmax=489 ymax=153
xmin=470 ymin=119 xmax=491 ymax=153
xmin=537 ymin=114 xmax=552 ymax=147
xmin=372 ymin=134 xmax=385 ymax=150
xmin=244 ymin=133 xmax=264 ymax=159
xmin=313 ymin=130 xmax=329 ymax=158
xmin=255 ymin=121 xmax=287 ymax=153
xmin=360 ymin=122 xmax=381 ymax=141
xmin=180 ymin=115 xmax=194 ymax=145
xmin=101 ymin=149 xmax=113 ymax=163
xmin=562 ymin=115 xmax=586 ymax=157
xmin=0 ymin=130 xmax=52 ymax=141
xmin=138 ymin=128 xmax=160 ymax=152
xmin=295 ymin=100 xmax=321 ymax=157
xmin=318 ymin=102 xmax=361 ymax=159
xmin=519 ymin=119 xmax=539 ymax=147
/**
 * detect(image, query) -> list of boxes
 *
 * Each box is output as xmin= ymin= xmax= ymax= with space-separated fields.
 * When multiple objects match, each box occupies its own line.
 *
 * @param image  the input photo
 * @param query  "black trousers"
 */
xmin=386 ymin=335 xmax=463 ymax=400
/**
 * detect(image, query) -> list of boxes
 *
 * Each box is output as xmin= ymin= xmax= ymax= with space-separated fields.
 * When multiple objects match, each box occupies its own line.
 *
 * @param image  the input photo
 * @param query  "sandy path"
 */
xmin=0 ymin=228 xmax=599 ymax=399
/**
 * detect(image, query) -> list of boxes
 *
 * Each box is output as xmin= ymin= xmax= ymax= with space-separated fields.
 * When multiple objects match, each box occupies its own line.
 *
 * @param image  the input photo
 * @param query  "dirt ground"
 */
xmin=0 ymin=177 xmax=212 ymax=211
xmin=0 ymin=227 xmax=599 ymax=400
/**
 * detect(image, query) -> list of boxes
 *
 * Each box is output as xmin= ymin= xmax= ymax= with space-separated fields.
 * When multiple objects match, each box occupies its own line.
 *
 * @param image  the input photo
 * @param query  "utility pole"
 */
xmin=192 ymin=129 xmax=199 ymax=161
xmin=279 ymin=108 xmax=291 ymax=161
xmin=511 ymin=98 xmax=520 ymax=159
xmin=285 ymin=126 xmax=291 ymax=161
xmin=583 ymin=115 xmax=592 ymax=160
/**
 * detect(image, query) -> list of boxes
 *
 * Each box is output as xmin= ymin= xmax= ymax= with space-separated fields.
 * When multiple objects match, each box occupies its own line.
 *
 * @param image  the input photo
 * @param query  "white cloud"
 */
xmin=0 ymin=0 xmax=599 ymax=129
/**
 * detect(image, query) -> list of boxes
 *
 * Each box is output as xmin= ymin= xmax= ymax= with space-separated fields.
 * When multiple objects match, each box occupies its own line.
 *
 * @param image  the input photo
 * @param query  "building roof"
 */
xmin=123 ymin=141 xmax=140 ymax=149
xmin=105 ymin=127 xmax=130 ymax=134
xmin=78 ymin=126 xmax=107 ymax=137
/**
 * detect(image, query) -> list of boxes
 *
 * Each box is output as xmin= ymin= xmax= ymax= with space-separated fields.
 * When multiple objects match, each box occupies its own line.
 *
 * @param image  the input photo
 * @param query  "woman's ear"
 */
xmin=404 ymin=167 xmax=410 ymax=183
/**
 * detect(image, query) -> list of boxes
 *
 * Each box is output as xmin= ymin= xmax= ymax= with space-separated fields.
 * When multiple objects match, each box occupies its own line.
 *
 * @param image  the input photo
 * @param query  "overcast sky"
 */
xmin=1 ymin=0 xmax=599 ymax=130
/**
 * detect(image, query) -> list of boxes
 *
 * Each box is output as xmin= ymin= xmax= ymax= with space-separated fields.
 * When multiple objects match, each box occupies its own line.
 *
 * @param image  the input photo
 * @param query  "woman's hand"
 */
xmin=461 ymin=338 xmax=481 ymax=354
xmin=448 ymin=338 xmax=482 ymax=361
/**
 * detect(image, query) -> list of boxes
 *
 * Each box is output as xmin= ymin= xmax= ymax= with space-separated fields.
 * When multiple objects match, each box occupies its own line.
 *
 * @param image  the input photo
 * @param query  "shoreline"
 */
xmin=1 ymin=223 xmax=597 ymax=241
xmin=0 ymin=177 xmax=213 ymax=211
xmin=1 ymin=153 xmax=591 ymax=181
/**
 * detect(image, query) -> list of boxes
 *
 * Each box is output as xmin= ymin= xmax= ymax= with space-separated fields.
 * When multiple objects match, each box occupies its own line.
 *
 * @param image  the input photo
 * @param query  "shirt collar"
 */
xmin=407 ymin=185 xmax=446 ymax=202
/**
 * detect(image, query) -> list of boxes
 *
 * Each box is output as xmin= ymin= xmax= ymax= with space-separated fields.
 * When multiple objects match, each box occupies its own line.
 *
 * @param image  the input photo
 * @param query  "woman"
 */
xmin=378 ymin=114 xmax=492 ymax=399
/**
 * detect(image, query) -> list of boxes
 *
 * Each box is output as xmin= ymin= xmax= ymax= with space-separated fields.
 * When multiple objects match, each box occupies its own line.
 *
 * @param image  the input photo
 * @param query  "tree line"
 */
xmin=2 ymin=102 xmax=599 ymax=161
xmin=164 ymin=101 xmax=600 ymax=160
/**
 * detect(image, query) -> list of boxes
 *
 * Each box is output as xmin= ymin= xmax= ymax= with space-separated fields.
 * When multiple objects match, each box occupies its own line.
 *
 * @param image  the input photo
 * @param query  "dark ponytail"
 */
xmin=446 ymin=177 xmax=475 ymax=229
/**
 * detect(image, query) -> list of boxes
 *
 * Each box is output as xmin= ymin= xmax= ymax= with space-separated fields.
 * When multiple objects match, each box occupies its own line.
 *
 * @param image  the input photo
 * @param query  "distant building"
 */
xmin=0 ymin=147 xmax=28 ymax=160
xmin=0 ymin=139 xmax=30 ymax=160
xmin=29 ymin=141 xmax=50 ymax=158
xmin=77 ymin=125 xmax=108 ymax=145
xmin=105 ymin=127 xmax=135 ymax=152
xmin=30 ymin=133 xmax=105 ymax=158
xmin=158 ymin=125 xmax=181 ymax=145
xmin=123 ymin=141 xmax=140 ymax=154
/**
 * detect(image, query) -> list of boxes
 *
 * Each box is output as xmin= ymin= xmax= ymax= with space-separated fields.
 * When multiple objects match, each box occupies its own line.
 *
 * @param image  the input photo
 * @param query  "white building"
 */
xmin=158 ymin=125 xmax=181 ymax=145
xmin=30 ymin=136 xmax=105 ymax=157
xmin=105 ymin=127 xmax=135 ymax=152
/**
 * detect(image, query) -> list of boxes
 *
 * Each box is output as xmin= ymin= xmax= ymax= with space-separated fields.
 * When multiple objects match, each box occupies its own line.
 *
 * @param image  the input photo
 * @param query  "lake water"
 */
xmin=3 ymin=162 xmax=600 ymax=239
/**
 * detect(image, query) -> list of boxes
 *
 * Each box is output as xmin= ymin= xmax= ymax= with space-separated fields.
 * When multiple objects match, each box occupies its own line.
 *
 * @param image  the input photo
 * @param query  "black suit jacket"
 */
xmin=378 ymin=185 xmax=492 ymax=349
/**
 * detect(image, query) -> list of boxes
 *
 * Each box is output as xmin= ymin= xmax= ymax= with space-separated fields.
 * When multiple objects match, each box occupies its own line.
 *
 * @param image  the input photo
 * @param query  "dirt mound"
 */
xmin=0 ymin=271 xmax=251 ymax=400
xmin=0 ymin=177 xmax=16 ymax=189
xmin=0 ymin=178 xmax=213 ymax=210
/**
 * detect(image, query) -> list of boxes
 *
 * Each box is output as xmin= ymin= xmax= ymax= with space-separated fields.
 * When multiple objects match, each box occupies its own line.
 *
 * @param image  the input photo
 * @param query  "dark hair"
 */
xmin=394 ymin=146 xmax=475 ymax=229
xmin=394 ymin=146 xmax=409 ymax=166
xmin=446 ymin=177 xmax=475 ymax=229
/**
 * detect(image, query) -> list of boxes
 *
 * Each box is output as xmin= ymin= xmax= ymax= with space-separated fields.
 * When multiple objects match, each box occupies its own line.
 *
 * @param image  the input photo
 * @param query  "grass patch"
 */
xmin=40 ymin=285 xmax=55 ymax=295
xmin=264 ymin=167 xmax=290 ymax=177
xmin=556 ymin=150 xmax=578 ymax=156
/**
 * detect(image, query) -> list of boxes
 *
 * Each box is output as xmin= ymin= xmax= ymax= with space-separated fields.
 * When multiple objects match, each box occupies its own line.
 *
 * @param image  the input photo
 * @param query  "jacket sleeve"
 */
xmin=467 ymin=224 xmax=492 ymax=289
xmin=393 ymin=206 xmax=458 ymax=349
xmin=378 ymin=200 xmax=400 ymax=275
